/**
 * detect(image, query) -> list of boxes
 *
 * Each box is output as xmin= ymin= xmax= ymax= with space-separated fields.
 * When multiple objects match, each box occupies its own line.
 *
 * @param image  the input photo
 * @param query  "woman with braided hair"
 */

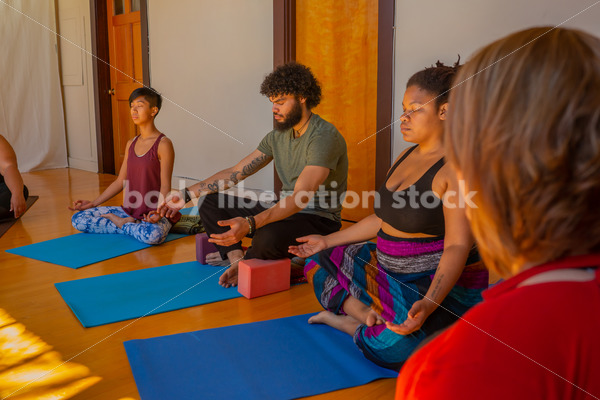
xmin=290 ymin=61 xmax=488 ymax=370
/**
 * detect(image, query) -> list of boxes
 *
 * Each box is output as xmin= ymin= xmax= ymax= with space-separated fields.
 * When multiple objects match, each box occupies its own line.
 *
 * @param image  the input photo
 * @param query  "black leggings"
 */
xmin=0 ymin=183 xmax=28 ymax=220
xmin=198 ymin=193 xmax=341 ymax=260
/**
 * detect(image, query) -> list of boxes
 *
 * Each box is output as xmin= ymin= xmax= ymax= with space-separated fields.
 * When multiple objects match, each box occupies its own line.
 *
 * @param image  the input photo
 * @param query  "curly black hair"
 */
xmin=406 ymin=57 xmax=461 ymax=109
xmin=260 ymin=62 xmax=322 ymax=109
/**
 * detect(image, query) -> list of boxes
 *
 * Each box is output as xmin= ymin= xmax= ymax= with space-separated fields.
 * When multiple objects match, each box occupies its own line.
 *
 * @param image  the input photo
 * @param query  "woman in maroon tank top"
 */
xmin=68 ymin=88 xmax=179 ymax=245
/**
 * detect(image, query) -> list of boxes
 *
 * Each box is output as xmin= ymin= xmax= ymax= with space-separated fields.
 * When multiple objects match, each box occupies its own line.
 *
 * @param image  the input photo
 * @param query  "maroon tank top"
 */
xmin=122 ymin=133 xmax=164 ymax=220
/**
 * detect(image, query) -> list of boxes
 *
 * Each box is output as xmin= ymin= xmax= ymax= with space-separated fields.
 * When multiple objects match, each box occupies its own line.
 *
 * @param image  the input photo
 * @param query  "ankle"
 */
xmin=226 ymin=250 xmax=244 ymax=264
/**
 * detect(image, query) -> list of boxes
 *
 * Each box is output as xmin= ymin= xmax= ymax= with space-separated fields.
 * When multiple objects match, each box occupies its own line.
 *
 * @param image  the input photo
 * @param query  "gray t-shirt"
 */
xmin=257 ymin=114 xmax=348 ymax=222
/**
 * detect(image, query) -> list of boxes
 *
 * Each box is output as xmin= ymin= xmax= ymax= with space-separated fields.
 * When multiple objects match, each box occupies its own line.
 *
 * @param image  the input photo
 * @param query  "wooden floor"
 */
xmin=0 ymin=168 xmax=396 ymax=400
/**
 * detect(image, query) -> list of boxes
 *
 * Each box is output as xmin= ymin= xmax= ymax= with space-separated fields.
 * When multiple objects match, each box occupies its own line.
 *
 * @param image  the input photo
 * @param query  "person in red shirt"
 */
xmin=394 ymin=27 xmax=600 ymax=399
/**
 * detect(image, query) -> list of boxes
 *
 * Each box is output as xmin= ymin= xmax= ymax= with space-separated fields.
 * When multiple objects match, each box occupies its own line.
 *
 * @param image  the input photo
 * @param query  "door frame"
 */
xmin=273 ymin=0 xmax=394 ymax=192
xmin=89 ymin=0 xmax=150 ymax=174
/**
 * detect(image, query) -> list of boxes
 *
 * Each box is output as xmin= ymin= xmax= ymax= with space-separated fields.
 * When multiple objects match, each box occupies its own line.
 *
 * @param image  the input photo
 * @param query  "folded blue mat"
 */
xmin=6 ymin=207 xmax=195 ymax=268
xmin=124 ymin=313 xmax=397 ymax=400
xmin=55 ymin=262 xmax=241 ymax=327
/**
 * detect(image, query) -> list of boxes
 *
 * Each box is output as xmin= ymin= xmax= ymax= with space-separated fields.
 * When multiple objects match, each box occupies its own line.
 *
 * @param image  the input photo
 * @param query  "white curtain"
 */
xmin=0 ymin=0 xmax=67 ymax=172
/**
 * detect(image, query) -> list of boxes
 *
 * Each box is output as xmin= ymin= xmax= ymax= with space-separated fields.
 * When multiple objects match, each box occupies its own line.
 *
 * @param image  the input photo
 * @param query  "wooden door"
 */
xmin=107 ymin=0 xmax=143 ymax=172
xmin=296 ymin=0 xmax=379 ymax=222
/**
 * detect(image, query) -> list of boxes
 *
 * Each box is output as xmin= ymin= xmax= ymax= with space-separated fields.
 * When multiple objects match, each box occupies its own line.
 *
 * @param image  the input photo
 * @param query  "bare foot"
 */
xmin=308 ymin=310 xmax=337 ymax=325
xmin=366 ymin=309 xmax=385 ymax=327
xmin=206 ymin=252 xmax=230 ymax=267
xmin=308 ymin=311 xmax=362 ymax=335
xmin=101 ymin=213 xmax=135 ymax=229
xmin=219 ymin=264 xmax=239 ymax=288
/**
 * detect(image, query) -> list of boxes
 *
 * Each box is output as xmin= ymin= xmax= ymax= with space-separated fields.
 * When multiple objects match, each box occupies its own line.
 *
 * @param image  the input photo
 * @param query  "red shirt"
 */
xmin=396 ymin=254 xmax=600 ymax=400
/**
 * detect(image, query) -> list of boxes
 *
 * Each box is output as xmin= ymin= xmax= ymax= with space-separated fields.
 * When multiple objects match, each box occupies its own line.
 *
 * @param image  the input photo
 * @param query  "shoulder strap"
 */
xmin=146 ymin=133 xmax=165 ymax=156
xmin=412 ymin=157 xmax=446 ymax=193
xmin=129 ymin=135 xmax=140 ymax=156
xmin=425 ymin=157 xmax=446 ymax=179
xmin=152 ymin=133 xmax=165 ymax=149
xmin=385 ymin=145 xmax=418 ymax=182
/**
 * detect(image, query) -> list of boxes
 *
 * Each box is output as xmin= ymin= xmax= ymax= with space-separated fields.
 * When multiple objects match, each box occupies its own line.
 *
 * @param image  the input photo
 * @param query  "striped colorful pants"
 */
xmin=304 ymin=230 xmax=488 ymax=370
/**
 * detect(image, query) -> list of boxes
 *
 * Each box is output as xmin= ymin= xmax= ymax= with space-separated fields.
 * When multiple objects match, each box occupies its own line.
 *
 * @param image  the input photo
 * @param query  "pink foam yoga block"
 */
xmin=238 ymin=259 xmax=291 ymax=299
xmin=195 ymin=233 xmax=218 ymax=265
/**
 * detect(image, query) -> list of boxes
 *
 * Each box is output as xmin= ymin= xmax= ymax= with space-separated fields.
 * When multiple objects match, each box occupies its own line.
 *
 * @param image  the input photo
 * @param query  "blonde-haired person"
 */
xmin=396 ymin=27 xmax=600 ymax=399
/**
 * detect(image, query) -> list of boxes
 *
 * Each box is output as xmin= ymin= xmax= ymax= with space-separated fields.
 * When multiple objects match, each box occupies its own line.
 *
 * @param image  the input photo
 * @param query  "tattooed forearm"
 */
xmin=242 ymin=155 xmax=272 ymax=177
xmin=189 ymin=182 xmax=206 ymax=197
xmin=229 ymin=171 xmax=241 ymax=185
xmin=206 ymin=181 xmax=220 ymax=193
xmin=190 ymin=155 xmax=272 ymax=196
xmin=196 ymin=173 xmax=243 ymax=196
xmin=429 ymin=273 xmax=445 ymax=301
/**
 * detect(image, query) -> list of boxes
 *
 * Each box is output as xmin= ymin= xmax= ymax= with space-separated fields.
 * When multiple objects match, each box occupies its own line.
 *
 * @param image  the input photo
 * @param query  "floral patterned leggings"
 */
xmin=71 ymin=206 xmax=171 ymax=245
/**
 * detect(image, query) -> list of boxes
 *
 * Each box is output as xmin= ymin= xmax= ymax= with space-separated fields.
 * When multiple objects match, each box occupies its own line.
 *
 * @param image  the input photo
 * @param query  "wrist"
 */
xmin=181 ymin=188 xmax=192 ymax=204
xmin=421 ymin=297 xmax=439 ymax=314
xmin=244 ymin=215 xmax=256 ymax=236
xmin=253 ymin=211 xmax=267 ymax=230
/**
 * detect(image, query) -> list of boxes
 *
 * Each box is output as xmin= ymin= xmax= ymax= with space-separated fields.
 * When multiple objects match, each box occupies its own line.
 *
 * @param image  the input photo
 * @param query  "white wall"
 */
xmin=147 ymin=0 xmax=274 ymax=191
xmin=392 ymin=0 xmax=600 ymax=159
xmin=57 ymin=0 xmax=98 ymax=172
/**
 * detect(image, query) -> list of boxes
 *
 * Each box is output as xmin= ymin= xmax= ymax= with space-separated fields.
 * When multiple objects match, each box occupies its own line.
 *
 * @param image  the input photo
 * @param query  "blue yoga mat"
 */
xmin=6 ymin=232 xmax=186 ymax=269
xmin=124 ymin=313 xmax=397 ymax=400
xmin=55 ymin=262 xmax=241 ymax=327
xmin=6 ymin=207 xmax=195 ymax=268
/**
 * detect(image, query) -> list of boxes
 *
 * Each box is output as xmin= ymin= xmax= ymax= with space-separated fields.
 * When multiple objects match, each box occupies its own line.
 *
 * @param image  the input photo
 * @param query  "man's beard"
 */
xmin=273 ymin=99 xmax=303 ymax=131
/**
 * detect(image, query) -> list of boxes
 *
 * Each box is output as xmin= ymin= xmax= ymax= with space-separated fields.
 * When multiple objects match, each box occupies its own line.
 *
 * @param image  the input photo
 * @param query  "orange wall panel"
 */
xmin=296 ymin=0 xmax=379 ymax=221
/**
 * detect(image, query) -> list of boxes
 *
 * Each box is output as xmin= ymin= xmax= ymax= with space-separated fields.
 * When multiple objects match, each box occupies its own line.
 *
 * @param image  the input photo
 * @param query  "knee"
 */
xmin=71 ymin=211 xmax=85 ymax=229
xmin=355 ymin=325 xmax=423 ymax=368
xmin=138 ymin=222 xmax=169 ymax=245
xmin=140 ymin=235 xmax=166 ymax=245
xmin=197 ymin=193 xmax=220 ymax=218
xmin=253 ymin=225 xmax=281 ymax=244
xmin=0 ymin=186 xmax=10 ymax=208
xmin=71 ymin=209 xmax=97 ymax=231
xmin=250 ymin=227 xmax=290 ymax=259
xmin=0 ymin=208 xmax=10 ymax=219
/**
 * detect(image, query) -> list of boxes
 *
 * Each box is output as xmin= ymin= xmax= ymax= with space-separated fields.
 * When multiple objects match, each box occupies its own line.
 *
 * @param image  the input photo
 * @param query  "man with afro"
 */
xmin=159 ymin=62 xmax=348 ymax=288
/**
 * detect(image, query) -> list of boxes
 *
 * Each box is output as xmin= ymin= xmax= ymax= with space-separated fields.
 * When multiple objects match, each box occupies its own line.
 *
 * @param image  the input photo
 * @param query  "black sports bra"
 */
xmin=375 ymin=145 xmax=446 ymax=236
